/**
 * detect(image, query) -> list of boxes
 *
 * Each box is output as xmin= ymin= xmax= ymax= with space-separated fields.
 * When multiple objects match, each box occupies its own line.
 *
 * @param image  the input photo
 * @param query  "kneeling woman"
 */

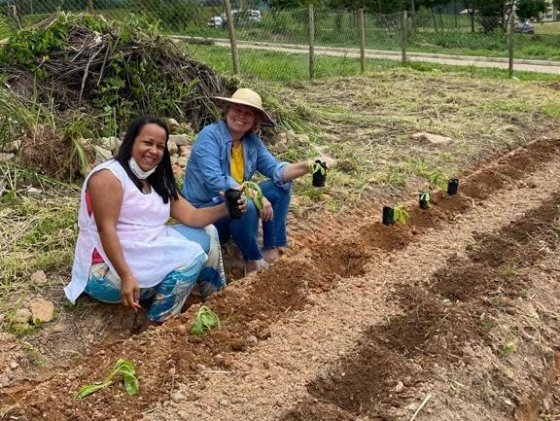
xmin=64 ymin=116 xmax=242 ymax=324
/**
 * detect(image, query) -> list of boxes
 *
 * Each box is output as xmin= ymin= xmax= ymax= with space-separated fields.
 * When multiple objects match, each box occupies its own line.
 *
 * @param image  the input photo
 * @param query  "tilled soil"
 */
xmin=2 ymin=137 xmax=560 ymax=420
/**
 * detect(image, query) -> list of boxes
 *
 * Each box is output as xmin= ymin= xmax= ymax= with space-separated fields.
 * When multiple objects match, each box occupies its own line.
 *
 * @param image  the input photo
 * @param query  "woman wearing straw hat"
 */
xmin=183 ymin=88 xmax=332 ymax=274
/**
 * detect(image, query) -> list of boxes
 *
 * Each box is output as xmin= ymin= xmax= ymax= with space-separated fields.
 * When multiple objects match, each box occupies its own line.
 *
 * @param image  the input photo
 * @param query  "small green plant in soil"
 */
xmin=75 ymin=359 xmax=139 ymax=400
xmin=191 ymin=305 xmax=220 ymax=336
xmin=498 ymin=341 xmax=517 ymax=358
xmin=393 ymin=204 xmax=410 ymax=225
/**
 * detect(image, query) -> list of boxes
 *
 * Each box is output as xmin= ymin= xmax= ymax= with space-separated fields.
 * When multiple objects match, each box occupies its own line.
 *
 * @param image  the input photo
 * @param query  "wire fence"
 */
xmin=0 ymin=0 xmax=559 ymax=80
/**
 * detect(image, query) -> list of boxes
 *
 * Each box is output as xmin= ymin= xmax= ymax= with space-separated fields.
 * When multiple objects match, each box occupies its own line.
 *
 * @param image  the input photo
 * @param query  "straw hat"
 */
xmin=214 ymin=88 xmax=273 ymax=125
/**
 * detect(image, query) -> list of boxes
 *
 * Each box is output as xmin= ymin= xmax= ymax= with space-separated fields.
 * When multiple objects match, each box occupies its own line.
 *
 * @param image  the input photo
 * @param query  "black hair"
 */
xmin=115 ymin=116 xmax=179 ymax=204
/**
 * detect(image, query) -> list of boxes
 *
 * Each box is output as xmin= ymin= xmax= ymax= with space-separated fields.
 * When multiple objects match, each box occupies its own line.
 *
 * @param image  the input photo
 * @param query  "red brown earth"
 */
xmin=1 ymin=136 xmax=560 ymax=420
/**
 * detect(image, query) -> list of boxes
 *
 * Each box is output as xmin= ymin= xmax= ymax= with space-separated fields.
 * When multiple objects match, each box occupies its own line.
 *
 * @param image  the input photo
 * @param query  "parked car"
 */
xmin=514 ymin=20 xmax=535 ymax=34
xmin=207 ymin=16 xmax=224 ymax=28
xmin=222 ymin=9 xmax=262 ymax=26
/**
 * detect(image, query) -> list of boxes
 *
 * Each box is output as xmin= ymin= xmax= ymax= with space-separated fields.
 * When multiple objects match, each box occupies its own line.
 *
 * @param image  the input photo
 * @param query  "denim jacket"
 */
xmin=183 ymin=120 xmax=290 ymax=207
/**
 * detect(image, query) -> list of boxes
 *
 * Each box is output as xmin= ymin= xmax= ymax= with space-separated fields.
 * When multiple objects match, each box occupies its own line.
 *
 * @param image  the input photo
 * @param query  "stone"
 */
xmin=12 ymin=308 xmax=32 ymax=325
xmin=394 ymin=381 xmax=405 ymax=393
xmin=25 ymin=187 xmax=42 ymax=197
xmin=93 ymin=145 xmax=113 ymax=165
xmin=1 ymin=140 xmax=21 ymax=153
xmin=246 ymin=335 xmax=258 ymax=346
xmin=169 ymin=134 xmax=189 ymax=146
xmin=30 ymin=270 xmax=48 ymax=285
xmin=0 ymin=153 xmax=15 ymax=163
xmin=171 ymin=391 xmax=186 ymax=402
xmin=296 ymin=133 xmax=310 ymax=144
xmin=168 ymin=141 xmax=178 ymax=155
xmin=101 ymin=137 xmax=119 ymax=152
xmin=179 ymin=145 xmax=191 ymax=157
xmin=411 ymin=132 xmax=453 ymax=145
xmin=167 ymin=118 xmax=179 ymax=129
xmin=177 ymin=157 xmax=187 ymax=167
xmin=28 ymin=297 xmax=55 ymax=323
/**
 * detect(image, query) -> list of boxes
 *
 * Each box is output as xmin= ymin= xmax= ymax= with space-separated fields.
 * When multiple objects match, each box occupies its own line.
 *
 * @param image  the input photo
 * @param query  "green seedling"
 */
xmin=75 ymin=358 xmax=139 ymax=400
xmin=498 ymin=342 xmax=517 ymax=358
xmin=191 ymin=305 xmax=220 ymax=336
xmin=419 ymin=191 xmax=431 ymax=209
xmin=311 ymin=161 xmax=327 ymax=176
xmin=393 ymin=204 xmax=410 ymax=225
xmin=241 ymin=181 xmax=264 ymax=211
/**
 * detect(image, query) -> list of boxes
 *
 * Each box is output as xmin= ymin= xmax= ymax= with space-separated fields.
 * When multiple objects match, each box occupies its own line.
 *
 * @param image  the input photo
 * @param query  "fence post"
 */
xmin=400 ymin=10 xmax=407 ymax=64
xmin=87 ymin=0 xmax=94 ymax=14
xmin=508 ymin=13 xmax=514 ymax=77
xmin=224 ymin=0 xmax=240 ymax=76
xmin=358 ymin=9 xmax=365 ymax=73
xmin=308 ymin=4 xmax=315 ymax=81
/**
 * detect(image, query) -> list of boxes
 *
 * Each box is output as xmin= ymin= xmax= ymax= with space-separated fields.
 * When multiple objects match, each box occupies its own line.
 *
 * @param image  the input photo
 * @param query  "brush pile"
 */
xmin=0 ymin=13 xmax=235 ymax=178
xmin=0 ymin=12 xmax=232 ymax=130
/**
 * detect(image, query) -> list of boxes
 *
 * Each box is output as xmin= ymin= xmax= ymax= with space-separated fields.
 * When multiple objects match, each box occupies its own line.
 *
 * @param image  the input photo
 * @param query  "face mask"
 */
xmin=129 ymin=157 xmax=157 ymax=180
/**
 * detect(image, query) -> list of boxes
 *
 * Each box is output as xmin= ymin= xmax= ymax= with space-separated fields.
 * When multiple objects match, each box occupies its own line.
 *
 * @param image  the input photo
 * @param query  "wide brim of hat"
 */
xmin=213 ymin=96 xmax=274 ymax=125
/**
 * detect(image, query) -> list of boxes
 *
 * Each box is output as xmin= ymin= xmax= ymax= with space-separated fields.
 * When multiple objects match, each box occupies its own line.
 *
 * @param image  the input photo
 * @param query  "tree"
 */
xmin=476 ymin=0 xmax=548 ymax=32
xmin=516 ymin=0 xmax=548 ymax=20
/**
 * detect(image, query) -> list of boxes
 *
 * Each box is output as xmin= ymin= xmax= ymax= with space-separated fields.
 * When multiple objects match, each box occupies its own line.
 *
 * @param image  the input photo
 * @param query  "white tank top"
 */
xmin=64 ymin=160 xmax=206 ymax=303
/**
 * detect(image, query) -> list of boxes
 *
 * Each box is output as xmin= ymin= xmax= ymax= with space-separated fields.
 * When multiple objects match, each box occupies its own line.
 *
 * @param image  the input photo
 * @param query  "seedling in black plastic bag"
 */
xmin=419 ymin=191 xmax=431 ymax=209
xmin=311 ymin=160 xmax=327 ymax=187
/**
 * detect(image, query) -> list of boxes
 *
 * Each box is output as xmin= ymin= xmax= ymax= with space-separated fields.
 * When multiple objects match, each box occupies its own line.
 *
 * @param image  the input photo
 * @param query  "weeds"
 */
xmin=498 ymin=341 xmax=517 ymax=358
xmin=75 ymin=359 xmax=139 ymax=399
xmin=191 ymin=305 xmax=220 ymax=336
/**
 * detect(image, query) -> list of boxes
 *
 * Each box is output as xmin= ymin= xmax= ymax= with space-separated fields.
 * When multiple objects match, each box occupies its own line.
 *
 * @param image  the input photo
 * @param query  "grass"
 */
xmin=0 ymin=167 xmax=79 ymax=302
xmin=183 ymin=43 xmax=560 ymax=84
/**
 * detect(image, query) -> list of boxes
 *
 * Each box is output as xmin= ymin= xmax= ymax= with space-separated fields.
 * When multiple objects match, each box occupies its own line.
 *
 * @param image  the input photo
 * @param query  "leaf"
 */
xmin=75 ymin=359 xmax=139 ymax=400
xmin=243 ymin=182 xmax=264 ymax=210
xmin=75 ymin=380 xmax=112 ymax=400
xmin=123 ymin=373 xmax=139 ymax=396
xmin=312 ymin=162 xmax=326 ymax=175
xmin=191 ymin=319 xmax=204 ymax=336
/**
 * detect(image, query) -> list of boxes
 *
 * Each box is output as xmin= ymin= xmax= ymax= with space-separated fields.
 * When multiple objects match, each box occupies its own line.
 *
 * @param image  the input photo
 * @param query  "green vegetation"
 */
xmin=75 ymin=359 xmax=139 ymax=399
xmin=498 ymin=341 xmax=517 ymax=358
xmin=242 ymin=181 xmax=265 ymax=210
xmin=191 ymin=305 xmax=220 ymax=336
xmin=393 ymin=204 xmax=410 ymax=225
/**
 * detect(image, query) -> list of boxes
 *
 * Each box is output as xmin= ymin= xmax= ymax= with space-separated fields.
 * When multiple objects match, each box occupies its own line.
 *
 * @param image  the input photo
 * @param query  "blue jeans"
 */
xmin=215 ymin=180 xmax=291 ymax=261
xmin=171 ymin=224 xmax=227 ymax=294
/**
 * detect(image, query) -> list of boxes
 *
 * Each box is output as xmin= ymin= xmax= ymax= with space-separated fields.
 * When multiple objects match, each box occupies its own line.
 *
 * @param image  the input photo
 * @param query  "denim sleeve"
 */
xmin=255 ymin=140 xmax=291 ymax=190
xmin=191 ymin=131 xmax=239 ymax=196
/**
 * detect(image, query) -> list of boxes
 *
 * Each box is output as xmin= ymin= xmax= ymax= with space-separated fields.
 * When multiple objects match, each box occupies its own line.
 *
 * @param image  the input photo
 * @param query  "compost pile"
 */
xmin=0 ymin=13 xmax=231 ymax=130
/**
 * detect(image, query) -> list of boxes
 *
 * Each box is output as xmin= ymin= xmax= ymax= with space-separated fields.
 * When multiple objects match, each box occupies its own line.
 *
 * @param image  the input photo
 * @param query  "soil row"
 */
xmin=4 ymin=137 xmax=560 ymax=420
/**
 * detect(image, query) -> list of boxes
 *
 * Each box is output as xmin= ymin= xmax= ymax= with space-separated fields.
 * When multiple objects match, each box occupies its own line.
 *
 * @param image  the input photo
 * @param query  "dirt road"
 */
xmin=179 ymin=37 xmax=560 ymax=74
